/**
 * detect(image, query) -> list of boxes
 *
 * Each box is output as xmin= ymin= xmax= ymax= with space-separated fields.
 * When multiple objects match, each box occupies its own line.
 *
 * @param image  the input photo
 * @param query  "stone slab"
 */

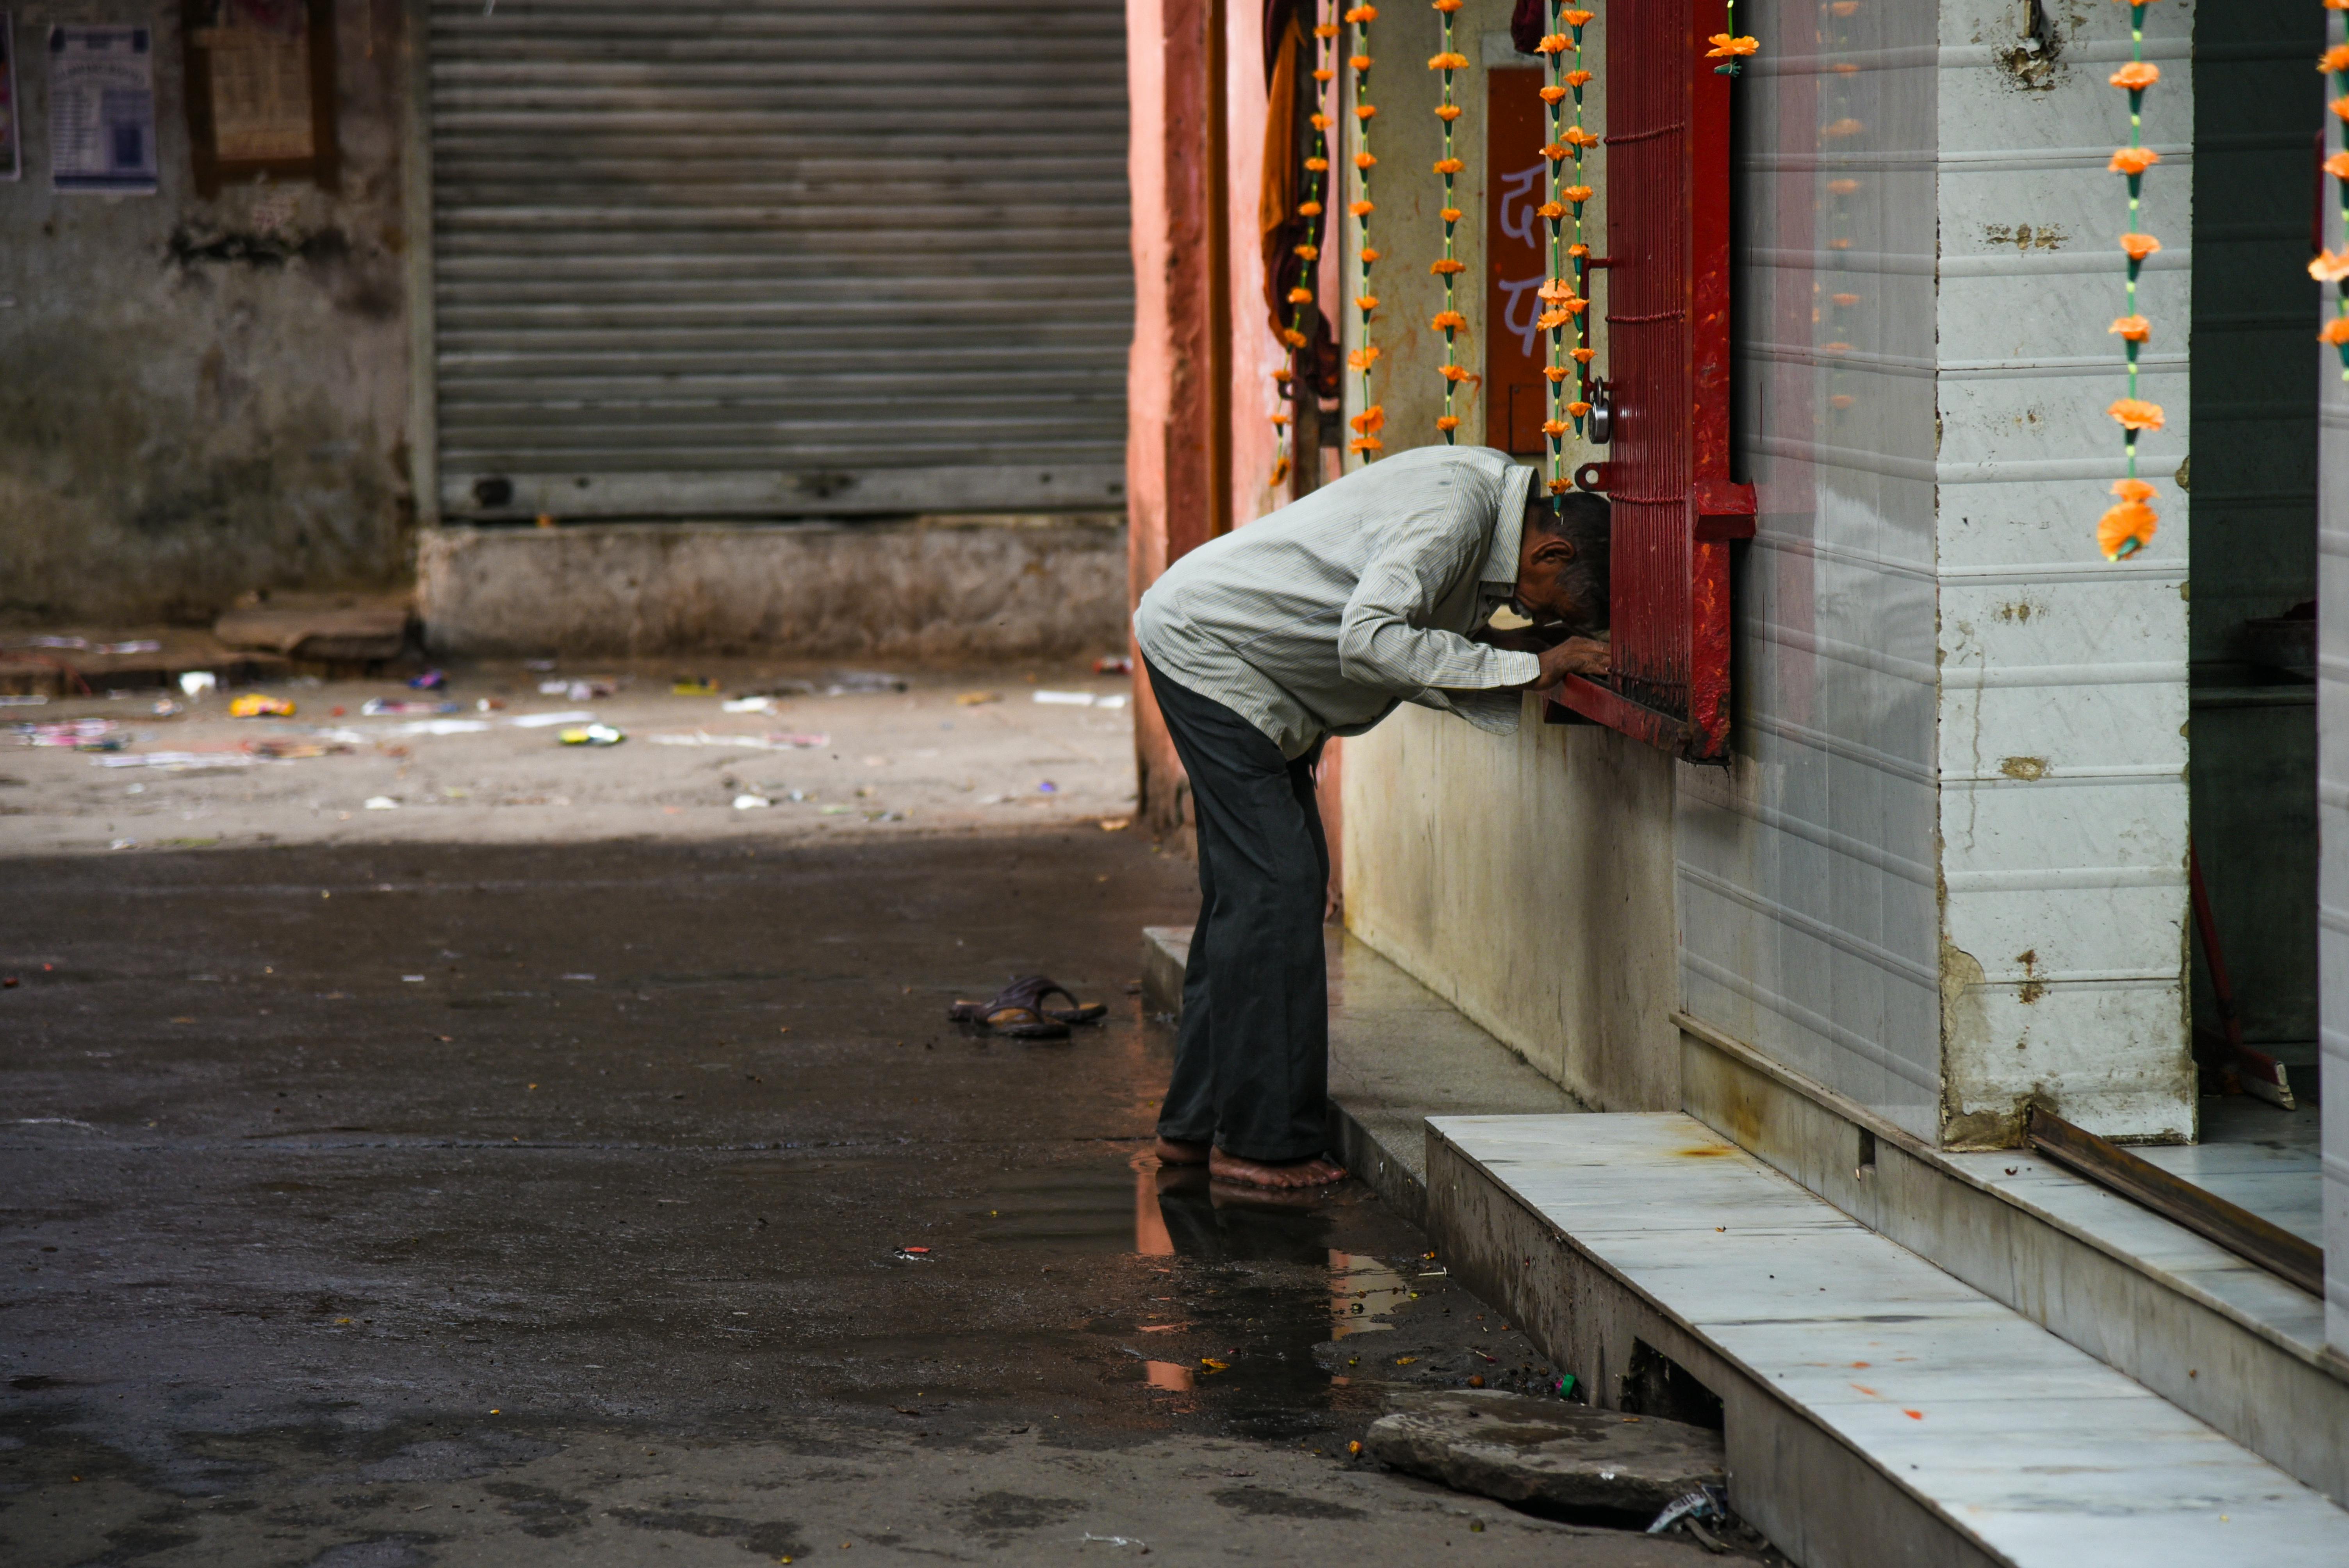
xmin=1364 ymin=1388 xmax=1724 ymax=1514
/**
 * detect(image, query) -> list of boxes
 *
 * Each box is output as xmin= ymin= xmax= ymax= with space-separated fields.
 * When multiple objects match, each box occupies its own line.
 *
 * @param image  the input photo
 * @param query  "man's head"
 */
xmin=1514 ymin=491 xmax=1610 ymax=632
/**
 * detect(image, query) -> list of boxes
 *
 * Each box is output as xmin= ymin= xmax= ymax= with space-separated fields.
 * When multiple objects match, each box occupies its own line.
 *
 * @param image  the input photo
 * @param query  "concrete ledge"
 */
xmin=1139 ymin=924 xmax=1579 ymax=1226
xmin=1425 ymin=1113 xmax=2349 ymax=1568
xmin=1675 ymin=1012 xmax=2349 ymax=1506
xmin=417 ymin=518 xmax=1126 ymax=660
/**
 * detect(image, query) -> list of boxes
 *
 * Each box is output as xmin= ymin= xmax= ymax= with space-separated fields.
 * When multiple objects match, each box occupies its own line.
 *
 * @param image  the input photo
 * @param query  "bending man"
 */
xmin=1134 ymin=445 xmax=1611 ymax=1188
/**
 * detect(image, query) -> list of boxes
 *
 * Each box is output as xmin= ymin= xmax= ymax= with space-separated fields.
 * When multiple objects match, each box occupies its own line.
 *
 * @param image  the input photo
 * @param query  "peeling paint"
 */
xmin=1981 ymin=222 xmax=2067 ymax=252
xmin=1998 ymin=756 xmax=2048 ymax=782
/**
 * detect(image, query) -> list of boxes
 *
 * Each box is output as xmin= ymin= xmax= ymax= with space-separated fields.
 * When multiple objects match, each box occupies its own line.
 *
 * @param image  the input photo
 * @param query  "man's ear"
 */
xmin=1530 ymin=534 xmax=1577 ymax=568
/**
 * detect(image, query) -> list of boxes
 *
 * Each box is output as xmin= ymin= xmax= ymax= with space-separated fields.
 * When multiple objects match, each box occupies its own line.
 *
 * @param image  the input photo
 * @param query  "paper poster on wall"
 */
xmin=0 ymin=16 xmax=20 ymax=180
xmin=49 ymin=24 xmax=158 ymax=193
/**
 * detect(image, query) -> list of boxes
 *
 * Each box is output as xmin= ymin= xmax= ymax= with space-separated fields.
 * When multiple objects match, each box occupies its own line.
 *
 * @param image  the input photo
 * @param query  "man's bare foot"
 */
xmin=1155 ymin=1137 xmax=1210 ymax=1166
xmin=1208 ymin=1148 xmax=1347 ymax=1189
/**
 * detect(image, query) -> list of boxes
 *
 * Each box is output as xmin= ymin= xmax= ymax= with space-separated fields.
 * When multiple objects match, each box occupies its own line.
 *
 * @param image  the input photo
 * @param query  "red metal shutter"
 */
xmin=1551 ymin=0 xmax=1753 ymax=761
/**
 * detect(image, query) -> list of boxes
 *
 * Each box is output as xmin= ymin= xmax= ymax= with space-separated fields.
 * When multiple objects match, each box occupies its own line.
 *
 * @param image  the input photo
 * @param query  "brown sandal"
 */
xmin=947 ymin=975 xmax=1107 ymax=1037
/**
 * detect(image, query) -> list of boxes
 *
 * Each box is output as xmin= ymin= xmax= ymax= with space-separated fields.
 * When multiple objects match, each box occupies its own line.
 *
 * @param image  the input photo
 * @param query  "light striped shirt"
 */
xmin=1134 ymin=445 xmax=1540 ymax=759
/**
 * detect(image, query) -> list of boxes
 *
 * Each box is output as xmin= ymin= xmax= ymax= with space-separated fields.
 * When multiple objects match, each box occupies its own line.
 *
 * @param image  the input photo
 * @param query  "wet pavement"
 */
xmin=2 ymin=828 xmax=1727 ymax=1564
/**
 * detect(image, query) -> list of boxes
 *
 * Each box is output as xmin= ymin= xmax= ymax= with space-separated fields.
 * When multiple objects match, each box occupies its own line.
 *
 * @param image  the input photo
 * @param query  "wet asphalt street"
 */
xmin=2 ymin=827 xmax=1721 ymax=1565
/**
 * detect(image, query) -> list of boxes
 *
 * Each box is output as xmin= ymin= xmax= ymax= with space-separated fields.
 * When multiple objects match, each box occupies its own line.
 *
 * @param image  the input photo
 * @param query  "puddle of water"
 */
xmin=1328 ymin=1250 xmax=1405 ymax=1338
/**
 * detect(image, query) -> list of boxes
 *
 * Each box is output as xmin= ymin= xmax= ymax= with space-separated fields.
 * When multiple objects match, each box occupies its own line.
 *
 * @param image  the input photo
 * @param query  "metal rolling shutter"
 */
xmin=423 ymin=0 xmax=1130 ymax=520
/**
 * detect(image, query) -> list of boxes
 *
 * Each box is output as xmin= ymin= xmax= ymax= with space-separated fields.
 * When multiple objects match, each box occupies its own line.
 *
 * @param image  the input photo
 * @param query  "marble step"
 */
xmin=1425 ymin=1111 xmax=2349 ymax=1568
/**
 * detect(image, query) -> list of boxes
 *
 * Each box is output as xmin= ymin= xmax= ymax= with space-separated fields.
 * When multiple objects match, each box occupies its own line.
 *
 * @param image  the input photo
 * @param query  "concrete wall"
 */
xmin=0 ymin=1 xmax=415 ymax=625
xmin=1332 ymin=3 xmax=1681 ymax=1109
xmin=1343 ymin=703 xmax=1681 ymax=1111
xmin=419 ymin=519 xmax=1128 ymax=662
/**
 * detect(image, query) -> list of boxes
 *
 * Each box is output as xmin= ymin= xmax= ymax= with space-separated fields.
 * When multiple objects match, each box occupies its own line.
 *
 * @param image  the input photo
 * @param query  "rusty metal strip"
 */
xmin=2023 ymin=1106 xmax=2323 ymax=1298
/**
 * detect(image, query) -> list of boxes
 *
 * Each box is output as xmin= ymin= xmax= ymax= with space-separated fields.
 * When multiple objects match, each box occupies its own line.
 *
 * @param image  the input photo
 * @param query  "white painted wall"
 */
xmin=1681 ymin=0 xmax=2194 ymax=1147
xmin=2318 ymin=3 xmax=2349 ymax=1362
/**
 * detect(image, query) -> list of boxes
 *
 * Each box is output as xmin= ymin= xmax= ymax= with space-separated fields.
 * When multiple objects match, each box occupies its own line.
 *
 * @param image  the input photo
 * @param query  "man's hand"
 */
xmin=1527 ymin=635 xmax=1610 ymax=688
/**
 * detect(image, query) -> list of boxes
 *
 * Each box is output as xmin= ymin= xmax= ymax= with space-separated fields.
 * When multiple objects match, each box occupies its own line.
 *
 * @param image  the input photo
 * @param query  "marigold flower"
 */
xmin=1566 ymin=70 xmax=1593 ymax=87
xmin=1542 ymin=419 xmax=1570 ymax=438
xmin=1431 ymin=310 xmax=1467 ymax=332
xmin=1433 ymin=157 xmax=1465 ymax=175
xmin=1306 ymin=157 xmax=1330 ymax=172
xmin=1314 ymin=68 xmax=1334 ymax=82
xmin=1362 ymin=247 xmax=1381 ymax=262
xmin=1568 ymin=401 xmax=1593 ymax=418
xmin=1564 ymin=185 xmax=1594 ymax=204
xmin=2108 ymin=314 xmax=2149 ymax=342
xmin=1355 ymin=294 xmax=1379 ymax=311
xmin=1350 ymin=404 xmax=1385 ymax=433
xmin=1536 ymin=201 xmax=1567 ymax=221
xmin=1311 ymin=113 xmax=1332 ymax=132
xmin=1562 ymin=9 xmax=1595 ymax=26
xmin=1280 ymin=328 xmax=1310 ymax=347
xmin=2108 ymin=146 xmax=2160 ymax=176
xmin=1299 ymin=201 xmax=1323 ymax=217
xmin=1563 ymin=126 xmax=1601 ymax=148
xmin=1536 ymin=309 xmax=1579 ymax=331
xmin=1316 ymin=23 xmax=1341 ymax=37
xmin=1432 ymin=0 xmax=1463 ymax=12
xmin=1547 ymin=478 xmax=1574 ymax=495
xmin=1543 ymin=365 xmax=1571 ymax=382
xmin=2313 ymin=248 xmax=2349 ymax=282
xmin=1540 ymin=85 xmax=1568 ymax=104
xmin=1707 ymin=34 xmax=1760 ymax=59
xmin=2111 ymin=479 xmax=2156 ymax=503
xmin=2322 ymin=316 xmax=2349 ymax=346
xmin=2119 ymin=232 xmax=2161 ymax=261
xmin=2327 ymin=153 xmax=2349 ymax=180
xmin=1349 ymin=438 xmax=1384 ymax=453
xmin=1342 ymin=6 xmax=1378 ymax=22
xmin=1542 ymin=143 xmax=1570 ymax=162
xmin=2109 ymin=62 xmax=2159 ymax=90
xmin=1567 ymin=243 xmax=1590 ymax=258
xmin=1535 ymin=33 xmax=1568 ymax=54
xmin=1269 ymin=455 xmax=1290 ymax=485
xmin=1294 ymin=243 xmax=1319 ymax=260
xmin=1430 ymin=258 xmax=1467 ymax=275
xmin=1571 ymin=347 xmax=1596 ymax=363
xmin=1824 ymin=118 xmax=1865 ymax=138
xmin=2333 ymin=96 xmax=2349 ymax=122
xmin=1428 ymin=52 xmax=1469 ymax=70
xmin=1351 ymin=54 xmax=1372 ymax=70
xmin=2098 ymin=500 xmax=2157 ymax=560
xmin=1435 ymin=103 xmax=1463 ymax=121
xmin=1435 ymin=415 xmax=1461 ymax=431
xmin=1440 ymin=207 xmax=1463 ymax=223
xmin=1537 ymin=278 xmax=1581 ymax=302
xmin=1348 ymin=198 xmax=1374 ymax=216
xmin=1356 ymin=105 xmax=1378 ymax=120
xmin=1270 ymin=411 xmax=1291 ymax=426
xmin=1354 ymin=151 xmax=1378 ymax=168
xmin=1827 ymin=178 xmax=1860 ymax=195
xmin=1832 ymin=292 xmax=1861 ymax=307
xmin=1441 ymin=364 xmax=1473 ymax=382
xmin=1348 ymin=347 xmax=1382 ymax=371
xmin=2108 ymin=397 xmax=2165 ymax=432
xmin=1287 ymin=286 xmax=1314 ymax=304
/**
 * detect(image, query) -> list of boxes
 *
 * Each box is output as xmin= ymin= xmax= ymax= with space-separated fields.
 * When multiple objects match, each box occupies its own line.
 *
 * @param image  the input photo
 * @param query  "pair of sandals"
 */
xmin=946 ymin=974 xmax=1106 ymax=1039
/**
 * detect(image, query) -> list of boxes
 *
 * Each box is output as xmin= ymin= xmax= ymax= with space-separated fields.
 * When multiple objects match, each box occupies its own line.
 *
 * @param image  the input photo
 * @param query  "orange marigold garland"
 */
xmin=2317 ymin=22 xmax=2349 ymax=392
xmin=1429 ymin=1 xmax=1467 ymax=439
xmin=1346 ymin=4 xmax=1383 ymax=456
xmin=1534 ymin=5 xmax=1590 ymax=499
xmin=2100 ymin=1 xmax=2162 ymax=561
xmin=1273 ymin=0 xmax=1342 ymax=489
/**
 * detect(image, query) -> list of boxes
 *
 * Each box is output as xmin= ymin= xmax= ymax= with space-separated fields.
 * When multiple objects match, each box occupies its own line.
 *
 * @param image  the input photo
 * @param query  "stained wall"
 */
xmin=0 ymin=1 xmax=416 ymax=625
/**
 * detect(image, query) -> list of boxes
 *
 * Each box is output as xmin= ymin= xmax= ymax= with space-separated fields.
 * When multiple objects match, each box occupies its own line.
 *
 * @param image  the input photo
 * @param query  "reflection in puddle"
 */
xmin=1143 ymin=1360 xmax=1194 ymax=1391
xmin=1328 ymin=1250 xmax=1405 ymax=1337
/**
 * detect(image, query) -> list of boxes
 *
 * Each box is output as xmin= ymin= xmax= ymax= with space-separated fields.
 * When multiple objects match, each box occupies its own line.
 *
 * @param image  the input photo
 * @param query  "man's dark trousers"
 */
xmin=1144 ymin=657 xmax=1330 ymax=1163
